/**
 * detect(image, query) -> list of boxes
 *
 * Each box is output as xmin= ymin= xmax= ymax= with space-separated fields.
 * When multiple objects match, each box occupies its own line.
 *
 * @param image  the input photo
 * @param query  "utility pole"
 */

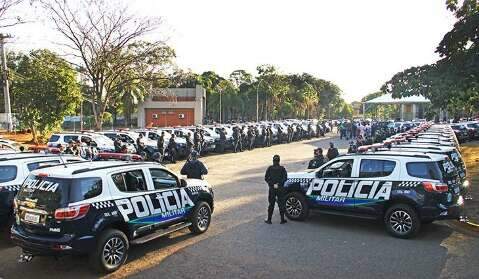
xmin=0 ymin=33 xmax=12 ymax=132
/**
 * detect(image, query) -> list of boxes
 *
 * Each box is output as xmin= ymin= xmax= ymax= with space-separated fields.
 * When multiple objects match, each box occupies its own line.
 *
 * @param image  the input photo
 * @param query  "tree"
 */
xmin=11 ymin=49 xmax=80 ymax=143
xmin=43 ymin=0 xmax=174 ymax=130
xmin=0 ymin=0 xmax=25 ymax=28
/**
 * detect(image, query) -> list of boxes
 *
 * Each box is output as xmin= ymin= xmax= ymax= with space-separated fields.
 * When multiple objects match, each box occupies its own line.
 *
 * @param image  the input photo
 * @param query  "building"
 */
xmin=363 ymin=94 xmax=431 ymax=121
xmin=137 ymin=85 xmax=206 ymax=128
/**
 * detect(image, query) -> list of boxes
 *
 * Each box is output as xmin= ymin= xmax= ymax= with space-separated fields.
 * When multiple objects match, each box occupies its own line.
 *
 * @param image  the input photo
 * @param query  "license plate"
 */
xmin=24 ymin=212 xmax=40 ymax=224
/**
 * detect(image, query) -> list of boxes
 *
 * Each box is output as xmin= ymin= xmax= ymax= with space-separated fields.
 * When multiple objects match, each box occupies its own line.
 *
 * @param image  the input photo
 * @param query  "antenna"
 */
xmin=58 ymin=151 xmax=68 ymax=168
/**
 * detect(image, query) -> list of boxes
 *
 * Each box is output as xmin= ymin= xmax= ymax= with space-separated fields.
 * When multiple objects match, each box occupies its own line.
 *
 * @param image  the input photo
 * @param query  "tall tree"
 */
xmin=11 ymin=49 xmax=81 ymax=143
xmin=42 ymin=0 xmax=174 ymax=129
xmin=0 ymin=0 xmax=25 ymax=28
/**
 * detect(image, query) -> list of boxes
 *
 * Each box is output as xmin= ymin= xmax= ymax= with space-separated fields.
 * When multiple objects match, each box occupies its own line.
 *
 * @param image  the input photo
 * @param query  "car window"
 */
xmin=0 ymin=165 xmax=17 ymax=183
xmin=406 ymin=162 xmax=442 ymax=180
xmin=148 ymin=133 xmax=159 ymax=140
xmin=111 ymin=170 xmax=147 ymax=192
xmin=359 ymin=159 xmax=396 ymax=178
xmin=27 ymin=160 xmax=61 ymax=171
xmin=70 ymin=177 xmax=102 ymax=202
xmin=149 ymin=169 xmax=178 ymax=190
xmin=63 ymin=135 xmax=78 ymax=142
xmin=49 ymin=135 xmax=60 ymax=142
xmin=320 ymin=159 xmax=354 ymax=178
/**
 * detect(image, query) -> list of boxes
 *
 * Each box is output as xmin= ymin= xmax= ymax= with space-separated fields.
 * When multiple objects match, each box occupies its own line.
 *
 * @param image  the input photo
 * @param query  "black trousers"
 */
xmin=268 ymin=186 xmax=285 ymax=220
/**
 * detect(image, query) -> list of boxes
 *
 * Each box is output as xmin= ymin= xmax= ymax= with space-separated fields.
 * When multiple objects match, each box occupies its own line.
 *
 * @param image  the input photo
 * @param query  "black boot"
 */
xmin=265 ymin=209 xmax=273 ymax=224
xmin=280 ymin=212 xmax=287 ymax=224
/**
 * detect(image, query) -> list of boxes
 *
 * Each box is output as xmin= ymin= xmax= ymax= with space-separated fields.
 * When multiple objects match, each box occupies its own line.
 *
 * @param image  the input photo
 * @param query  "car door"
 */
xmin=108 ymin=168 xmax=152 ymax=235
xmin=353 ymin=158 xmax=399 ymax=216
xmin=307 ymin=158 xmax=357 ymax=211
xmin=144 ymin=168 xmax=194 ymax=227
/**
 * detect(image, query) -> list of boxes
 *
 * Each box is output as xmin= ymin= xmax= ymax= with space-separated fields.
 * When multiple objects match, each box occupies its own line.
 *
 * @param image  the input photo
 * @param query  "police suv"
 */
xmin=283 ymin=151 xmax=463 ymax=238
xmin=11 ymin=161 xmax=214 ymax=273
xmin=0 ymin=154 xmax=84 ymax=232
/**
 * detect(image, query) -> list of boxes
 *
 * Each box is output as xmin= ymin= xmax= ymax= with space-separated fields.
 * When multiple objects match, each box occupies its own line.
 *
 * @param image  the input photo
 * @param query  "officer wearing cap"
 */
xmin=181 ymin=150 xmax=208 ymax=179
xmin=264 ymin=155 xmax=288 ymax=224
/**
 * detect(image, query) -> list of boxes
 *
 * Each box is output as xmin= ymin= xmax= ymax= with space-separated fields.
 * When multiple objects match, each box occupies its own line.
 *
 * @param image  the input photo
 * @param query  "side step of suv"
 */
xmin=131 ymin=222 xmax=192 ymax=245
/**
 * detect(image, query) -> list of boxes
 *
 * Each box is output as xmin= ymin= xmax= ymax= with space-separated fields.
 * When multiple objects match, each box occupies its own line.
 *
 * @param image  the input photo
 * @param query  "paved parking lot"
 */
xmin=1 ymin=135 xmax=478 ymax=279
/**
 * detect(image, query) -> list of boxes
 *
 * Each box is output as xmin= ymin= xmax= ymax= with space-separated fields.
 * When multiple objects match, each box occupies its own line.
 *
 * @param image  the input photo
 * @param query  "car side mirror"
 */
xmin=180 ymin=179 xmax=187 ymax=188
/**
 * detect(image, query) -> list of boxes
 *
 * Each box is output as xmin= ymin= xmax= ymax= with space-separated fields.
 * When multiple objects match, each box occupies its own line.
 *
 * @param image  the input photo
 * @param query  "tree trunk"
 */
xmin=30 ymin=124 xmax=37 ymax=145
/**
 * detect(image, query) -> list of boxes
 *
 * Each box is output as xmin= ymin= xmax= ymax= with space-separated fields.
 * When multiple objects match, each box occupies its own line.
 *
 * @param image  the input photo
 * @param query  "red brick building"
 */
xmin=137 ymin=85 xmax=206 ymax=128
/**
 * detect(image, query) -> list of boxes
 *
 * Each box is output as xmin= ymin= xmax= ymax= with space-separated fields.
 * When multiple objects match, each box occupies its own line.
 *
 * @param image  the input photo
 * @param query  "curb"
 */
xmin=445 ymin=220 xmax=479 ymax=237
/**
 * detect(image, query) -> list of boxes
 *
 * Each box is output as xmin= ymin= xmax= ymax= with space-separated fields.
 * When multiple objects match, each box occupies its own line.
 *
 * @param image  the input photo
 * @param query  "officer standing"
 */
xmin=180 ymin=150 xmax=208 ymax=179
xmin=308 ymin=148 xmax=326 ymax=169
xmin=218 ymin=128 xmax=226 ymax=153
xmin=264 ymin=155 xmax=288 ymax=224
xmin=157 ymin=132 xmax=165 ymax=156
xmin=114 ymin=137 xmax=122 ymax=153
xmin=194 ymin=128 xmax=201 ymax=154
xmin=326 ymin=142 xmax=339 ymax=160
xmin=168 ymin=135 xmax=178 ymax=163
xmin=185 ymin=133 xmax=194 ymax=158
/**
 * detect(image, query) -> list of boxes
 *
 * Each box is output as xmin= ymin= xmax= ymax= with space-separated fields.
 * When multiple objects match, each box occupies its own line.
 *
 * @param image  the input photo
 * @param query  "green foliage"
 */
xmin=10 ymin=49 xmax=81 ymax=143
xmin=382 ymin=1 xmax=479 ymax=118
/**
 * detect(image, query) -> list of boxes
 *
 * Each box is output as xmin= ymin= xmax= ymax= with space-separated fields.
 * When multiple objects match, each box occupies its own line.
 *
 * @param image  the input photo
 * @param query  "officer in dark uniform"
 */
xmin=218 ymin=128 xmax=226 ymax=153
xmin=194 ymin=128 xmax=201 ymax=154
xmin=264 ymin=155 xmax=288 ymax=224
xmin=326 ymin=142 xmax=339 ymax=160
xmin=233 ymin=127 xmax=241 ymax=153
xmin=167 ymin=135 xmax=178 ymax=163
xmin=114 ymin=137 xmax=122 ymax=153
xmin=180 ymin=151 xmax=208 ymax=179
xmin=308 ymin=148 xmax=326 ymax=169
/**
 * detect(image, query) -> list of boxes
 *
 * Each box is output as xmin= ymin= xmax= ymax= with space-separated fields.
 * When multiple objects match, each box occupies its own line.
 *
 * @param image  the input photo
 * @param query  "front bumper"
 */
xmin=11 ymin=225 xmax=95 ymax=256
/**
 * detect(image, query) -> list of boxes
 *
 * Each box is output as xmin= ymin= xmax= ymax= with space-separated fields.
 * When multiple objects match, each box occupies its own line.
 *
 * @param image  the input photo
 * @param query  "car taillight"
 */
xmin=423 ymin=182 xmax=448 ymax=193
xmin=54 ymin=204 xmax=90 ymax=220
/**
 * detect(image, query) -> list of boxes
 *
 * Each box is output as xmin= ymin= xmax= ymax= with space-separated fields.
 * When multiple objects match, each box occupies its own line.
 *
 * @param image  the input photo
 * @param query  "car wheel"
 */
xmin=284 ymin=192 xmax=309 ymax=221
xmin=384 ymin=204 xmax=420 ymax=239
xmin=90 ymin=229 xmax=129 ymax=274
xmin=189 ymin=202 xmax=211 ymax=234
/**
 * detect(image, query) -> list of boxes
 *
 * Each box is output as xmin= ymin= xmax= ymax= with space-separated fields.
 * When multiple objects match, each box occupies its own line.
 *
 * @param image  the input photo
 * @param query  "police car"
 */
xmin=283 ymin=151 xmax=464 ymax=238
xmin=11 ymin=161 xmax=214 ymax=273
xmin=0 ymin=154 xmax=84 ymax=233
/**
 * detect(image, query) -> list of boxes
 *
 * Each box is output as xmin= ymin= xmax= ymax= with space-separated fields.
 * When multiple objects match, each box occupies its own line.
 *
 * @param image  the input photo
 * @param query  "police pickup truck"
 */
xmin=283 ymin=151 xmax=464 ymax=238
xmin=0 ymin=154 xmax=84 ymax=236
xmin=11 ymin=161 xmax=214 ymax=273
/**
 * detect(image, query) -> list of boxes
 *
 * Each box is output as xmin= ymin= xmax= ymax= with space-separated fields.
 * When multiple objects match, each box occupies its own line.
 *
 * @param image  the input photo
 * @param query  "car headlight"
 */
xmin=463 ymin=180 xmax=470 ymax=188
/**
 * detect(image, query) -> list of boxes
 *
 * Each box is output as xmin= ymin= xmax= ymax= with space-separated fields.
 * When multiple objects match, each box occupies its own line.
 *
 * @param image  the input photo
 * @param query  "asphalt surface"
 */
xmin=1 ymin=134 xmax=478 ymax=279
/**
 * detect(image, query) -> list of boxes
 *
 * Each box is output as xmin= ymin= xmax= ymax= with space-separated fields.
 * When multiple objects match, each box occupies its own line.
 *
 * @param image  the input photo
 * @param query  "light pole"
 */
xmin=219 ymin=88 xmax=222 ymax=124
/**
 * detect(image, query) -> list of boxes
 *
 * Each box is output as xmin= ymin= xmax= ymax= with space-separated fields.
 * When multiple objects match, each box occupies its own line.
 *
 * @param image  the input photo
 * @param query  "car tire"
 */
xmin=284 ymin=192 xmax=309 ymax=221
xmin=89 ymin=229 xmax=129 ymax=274
xmin=189 ymin=201 xmax=211 ymax=234
xmin=384 ymin=204 xmax=420 ymax=239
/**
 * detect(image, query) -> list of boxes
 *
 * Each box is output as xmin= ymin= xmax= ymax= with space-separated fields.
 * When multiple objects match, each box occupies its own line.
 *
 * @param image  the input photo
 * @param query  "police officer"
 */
xmin=264 ymin=155 xmax=288 ymax=224
xmin=233 ymin=127 xmax=241 ymax=153
xmin=157 ymin=132 xmax=165 ymax=156
xmin=308 ymin=148 xmax=325 ymax=169
xmin=194 ymin=128 xmax=201 ymax=154
xmin=185 ymin=133 xmax=194 ymax=158
xmin=168 ymin=135 xmax=178 ymax=163
xmin=114 ymin=137 xmax=122 ymax=153
xmin=180 ymin=150 xmax=208 ymax=179
xmin=326 ymin=142 xmax=339 ymax=160
xmin=218 ymin=128 xmax=226 ymax=153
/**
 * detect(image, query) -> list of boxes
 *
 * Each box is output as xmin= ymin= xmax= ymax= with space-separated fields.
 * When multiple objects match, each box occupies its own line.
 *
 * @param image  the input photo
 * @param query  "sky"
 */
xmin=6 ymin=0 xmax=456 ymax=102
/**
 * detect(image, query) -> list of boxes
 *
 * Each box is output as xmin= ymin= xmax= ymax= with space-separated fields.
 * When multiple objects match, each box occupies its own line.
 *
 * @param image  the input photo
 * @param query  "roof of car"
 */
xmin=0 ymin=153 xmax=79 ymax=162
xmin=29 ymin=161 xmax=166 ymax=177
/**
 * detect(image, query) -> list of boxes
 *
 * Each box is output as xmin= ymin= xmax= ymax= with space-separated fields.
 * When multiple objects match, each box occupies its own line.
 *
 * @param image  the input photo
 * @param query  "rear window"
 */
xmin=0 ymin=165 xmax=17 ymax=183
xmin=49 ymin=135 xmax=60 ymax=142
xmin=17 ymin=176 xmax=102 ymax=210
xmin=27 ymin=160 xmax=61 ymax=172
xmin=406 ymin=162 xmax=442 ymax=180
xmin=359 ymin=159 xmax=396 ymax=178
